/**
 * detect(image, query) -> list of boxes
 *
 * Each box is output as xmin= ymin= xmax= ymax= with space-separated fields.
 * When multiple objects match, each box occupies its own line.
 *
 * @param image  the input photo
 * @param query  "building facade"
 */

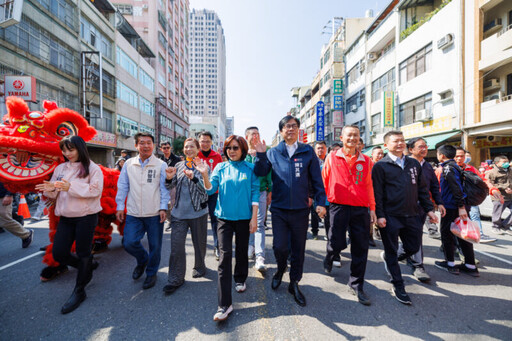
xmin=189 ymin=9 xmax=226 ymax=151
xmin=111 ymin=0 xmax=190 ymax=150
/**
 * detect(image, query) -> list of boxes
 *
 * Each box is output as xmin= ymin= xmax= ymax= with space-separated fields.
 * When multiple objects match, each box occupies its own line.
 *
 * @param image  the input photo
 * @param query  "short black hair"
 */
xmin=278 ymin=116 xmax=300 ymax=131
xmin=134 ymin=132 xmax=154 ymax=144
xmin=198 ymin=131 xmax=213 ymax=140
xmin=328 ymin=143 xmax=342 ymax=153
xmin=245 ymin=126 xmax=259 ymax=136
xmin=160 ymin=141 xmax=171 ymax=147
xmin=383 ymin=130 xmax=403 ymax=143
xmin=455 ymin=146 xmax=467 ymax=153
xmin=494 ymin=155 xmax=509 ymax=163
xmin=437 ymin=144 xmax=456 ymax=159
xmin=372 ymin=146 xmax=382 ymax=151
xmin=359 ymin=138 xmax=364 ymax=144
xmin=406 ymin=137 xmax=426 ymax=150
xmin=314 ymin=141 xmax=327 ymax=147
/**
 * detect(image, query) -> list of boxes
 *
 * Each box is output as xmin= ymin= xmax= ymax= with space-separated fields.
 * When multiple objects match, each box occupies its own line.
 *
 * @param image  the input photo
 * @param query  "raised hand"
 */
xmin=35 ymin=180 xmax=55 ymax=192
xmin=166 ymin=167 xmax=177 ymax=180
xmin=194 ymin=158 xmax=209 ymax=175
xmin=254 ymin=136 xmax=267 ymax=153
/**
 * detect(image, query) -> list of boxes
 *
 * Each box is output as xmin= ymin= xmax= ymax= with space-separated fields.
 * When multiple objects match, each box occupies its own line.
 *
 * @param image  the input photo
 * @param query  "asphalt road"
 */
xmin=1 ymin=212 xmax=511 ymax=341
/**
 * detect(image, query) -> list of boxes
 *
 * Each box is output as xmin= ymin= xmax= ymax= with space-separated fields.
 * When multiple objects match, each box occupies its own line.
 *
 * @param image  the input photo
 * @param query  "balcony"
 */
xmin=479 ymin=0 xmax=504 ymax=12
xmin=480 ymin=24 xmax=512 ymax=71
xmin=480 ymin=94 xmax=512 ymax=127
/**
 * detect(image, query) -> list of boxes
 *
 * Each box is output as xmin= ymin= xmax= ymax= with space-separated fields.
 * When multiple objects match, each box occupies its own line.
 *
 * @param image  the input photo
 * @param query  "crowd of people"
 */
xmin=2 ymin=115 xmax=511 ymax=322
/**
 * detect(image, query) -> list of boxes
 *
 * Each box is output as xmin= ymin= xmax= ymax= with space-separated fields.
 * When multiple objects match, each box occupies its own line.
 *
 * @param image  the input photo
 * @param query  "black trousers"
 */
xmin=379 ymin=215 xmax=422 ymax=288
xmin=271 ymin=207 xmax=309 ymax=282
xmin=53 ymin=214 xmax=98 ymax=267
xmin=440 ymin=208 xmax=475 ymax=265
xmin=310 ymin=206 xmax=320 ymax=235
xmin=326 ymin=204 xmax=370 ymax=290
xmin=217 ymin=218 xmax=250 ymax=307
xmin=208 ymin=193 xmax=219 ymax=249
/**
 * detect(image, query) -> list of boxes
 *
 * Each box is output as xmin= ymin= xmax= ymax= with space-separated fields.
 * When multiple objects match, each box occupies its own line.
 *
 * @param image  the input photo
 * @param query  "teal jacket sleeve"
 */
xmin=207 ymin=164 xmax=220 ymax=195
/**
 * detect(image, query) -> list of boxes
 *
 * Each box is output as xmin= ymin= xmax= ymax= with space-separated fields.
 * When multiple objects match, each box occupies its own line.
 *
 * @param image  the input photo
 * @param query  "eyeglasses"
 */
xmin=161 ymin=147 xmax=170 ymax=150
xmin=284 ymin=124 xmax=299 ymax=130
xmin=226 ymin=146 xmax=240 ymax=151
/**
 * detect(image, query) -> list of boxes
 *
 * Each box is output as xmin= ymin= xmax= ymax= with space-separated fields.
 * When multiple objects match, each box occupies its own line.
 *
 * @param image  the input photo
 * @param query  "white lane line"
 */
xmin=475 ymin=249 xmax=512 ymax=266
xmin=0 ymin=251 xmax=44 ymax=271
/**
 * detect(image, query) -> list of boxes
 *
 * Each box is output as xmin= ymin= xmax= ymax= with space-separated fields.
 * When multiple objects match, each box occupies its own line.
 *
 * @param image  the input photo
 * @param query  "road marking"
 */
xmin=0 ymin=251 xmax=44 ymax=271
xmin=475 ymin=249 xmax=512 ymax=266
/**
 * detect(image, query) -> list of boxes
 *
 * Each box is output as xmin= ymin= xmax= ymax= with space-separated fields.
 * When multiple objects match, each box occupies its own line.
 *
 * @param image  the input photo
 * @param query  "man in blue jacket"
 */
xmin=254 ymin=116 xmax=327 ymax=307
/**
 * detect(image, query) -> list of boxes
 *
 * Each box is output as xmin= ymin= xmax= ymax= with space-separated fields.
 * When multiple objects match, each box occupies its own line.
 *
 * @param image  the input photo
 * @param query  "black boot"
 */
xmin=60 ymin=256 xmax=93 ymax=314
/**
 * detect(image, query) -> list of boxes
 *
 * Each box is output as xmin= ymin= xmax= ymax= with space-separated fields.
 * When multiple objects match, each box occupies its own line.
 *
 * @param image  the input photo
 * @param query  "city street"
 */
xmin=1 ymin=212 xmax=511 ymax=340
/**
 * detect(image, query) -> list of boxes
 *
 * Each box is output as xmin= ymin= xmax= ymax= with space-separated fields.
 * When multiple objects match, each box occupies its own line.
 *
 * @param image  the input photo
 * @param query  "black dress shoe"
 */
xmin=163 ymin=283 xmax=183 ymax=294
xmin=61 ymin=287 xmax=86 ymax=314
xmin=271 ymin=270 xmax=284 ymax=290
xmin=323 ymin=256 xmax=333 ymax=274
xmin=348 ymin=286 xmax=371 ymax=306
xmin=143 ymin=275 xmax=157 ymax=289
xmin=132 ymin=262 xmax=147 ymax=280
xmin=288 ymin=281 xmax=306 ymax=306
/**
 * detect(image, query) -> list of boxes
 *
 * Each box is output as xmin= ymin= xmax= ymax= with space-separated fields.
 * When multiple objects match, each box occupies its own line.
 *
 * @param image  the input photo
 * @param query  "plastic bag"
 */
xmin=450 ymin=217 xmax=481 ymax=243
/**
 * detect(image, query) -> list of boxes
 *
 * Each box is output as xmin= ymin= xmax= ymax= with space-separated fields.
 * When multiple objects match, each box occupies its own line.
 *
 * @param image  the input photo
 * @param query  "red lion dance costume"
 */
xmin=0 ymin=97 xmax=123 ymax=280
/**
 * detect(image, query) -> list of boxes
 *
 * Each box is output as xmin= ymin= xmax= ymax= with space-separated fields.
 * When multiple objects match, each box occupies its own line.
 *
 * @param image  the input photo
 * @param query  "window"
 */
xmin=88 ymin=106 xmax=113 ymax=133
xmin=80 ymin=17 xmax=112 ymax=59
xmin=140 ymin=124 xmax=155 ymax=136
xmin=347 ymin=65 xmax=360 ymax=85
xmin=399 ymin=92 xmax=432 ymax=126
xmin=36 ymin=0 xmax=76 ymax=31
xmin=116 ymin=47 xmax=137 ymax=78
xmin=158 ymin=54 xmax=165 ymax=67
xmin=347 ymin=94 xmax=359 ymax=111
xmin=1 ymin=16 xmax=77 ymax=76
xmin=175 ymin=123 xmax=185 ymax=135
xmin=399 ymin=43 xmax=432 ymax=84
xmin=139 ymin=69 xmax=154 ymax=91
xmin=140 ymin=96 xmax=155 ymax=117
xmin=116 ymin=80 xmax=138 ymax=107
xmin=158 ymin=31 xmax=167 ymax=47
xmin=117 ymin=115 xmax=138 ymax=135
xmin=371 ymin=68 xmax=395 ymax=102
xmin=115 ymin=4 xmax=133 ymax=15
xmin=371 ymin=113 xmax=381 ymax=133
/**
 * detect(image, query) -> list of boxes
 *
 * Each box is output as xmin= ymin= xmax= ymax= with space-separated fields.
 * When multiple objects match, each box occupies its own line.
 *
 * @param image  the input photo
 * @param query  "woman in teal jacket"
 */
xmin=197 ymin=135 xmax=259 ymax=322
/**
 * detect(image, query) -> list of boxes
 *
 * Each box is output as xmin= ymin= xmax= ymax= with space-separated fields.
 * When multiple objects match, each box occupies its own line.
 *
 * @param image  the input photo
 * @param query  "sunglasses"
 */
xmin=226 ymin=146 xmax=240 ymax=151
xmin=161 ymin=147 xmax=170 ymax=150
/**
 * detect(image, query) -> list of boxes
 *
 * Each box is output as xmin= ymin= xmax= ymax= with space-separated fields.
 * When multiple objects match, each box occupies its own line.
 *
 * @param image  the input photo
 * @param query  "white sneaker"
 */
xmin=235 ymin=282 xmax=246 ymax=293
xmin=333 ymin=260 xmax=342 ymax=268
xmin=213 ymin=305 xmax=233 ymax=321
xmin=255 ymin=256 xmax=266 ymax=272
xmin=248 ymin=245 xmax=255 ymax=259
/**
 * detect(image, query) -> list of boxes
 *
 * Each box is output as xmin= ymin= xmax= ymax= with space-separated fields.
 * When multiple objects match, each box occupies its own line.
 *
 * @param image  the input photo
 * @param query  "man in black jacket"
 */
xmin=397 ymin=137 xmax=446 ymax=283
xmin=372 ymin=131 xmax=438 ymax=305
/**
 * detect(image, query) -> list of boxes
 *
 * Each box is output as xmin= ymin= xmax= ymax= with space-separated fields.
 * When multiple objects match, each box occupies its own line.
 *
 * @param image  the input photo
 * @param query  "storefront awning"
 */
xmin=424 ymin=130 xmax=460 ymax=150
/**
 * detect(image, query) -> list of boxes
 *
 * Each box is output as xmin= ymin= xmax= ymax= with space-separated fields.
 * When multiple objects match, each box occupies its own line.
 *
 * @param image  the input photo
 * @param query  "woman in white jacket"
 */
xmin=36 ymin=136 xmax=103 ymax=314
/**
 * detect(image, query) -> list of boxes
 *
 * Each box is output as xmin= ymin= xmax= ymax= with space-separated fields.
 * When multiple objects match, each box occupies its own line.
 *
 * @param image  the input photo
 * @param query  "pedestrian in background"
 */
xmin=35 ymin=136 xmax=103 ymax=314
xmin=160 ymin=141 xmax=181 ymax=231
xmin=200 ymin=135 xmax=259 ymax=322
xmin=0 ymin=182 xmax=33 ymax=247
xmin=115 ymin=133 xmax=169 ymax=290
xmin=372 ymin=131 xmax=437 ymax=305
xmin=435 ymin=145 xmax=479 ymax=277
xmin=197 ymin=131 xmax=223 ymax=260
xmin=310 ymin=141 xmax=327 ymax=240
xmin=245 ymin=126 xmax=272 ymax=272
xmin=254 ymin=116 xmax=326 ymax=307
xmin=486 ymin=155 xmax=512 ymax=235
xmin=163 ymin=138 xmax=209 ymax=295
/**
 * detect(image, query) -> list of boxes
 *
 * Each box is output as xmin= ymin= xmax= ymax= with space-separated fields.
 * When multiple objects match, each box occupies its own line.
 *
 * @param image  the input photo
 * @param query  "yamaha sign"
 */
xmin=4 ymin=76 xmax=37 ymax=102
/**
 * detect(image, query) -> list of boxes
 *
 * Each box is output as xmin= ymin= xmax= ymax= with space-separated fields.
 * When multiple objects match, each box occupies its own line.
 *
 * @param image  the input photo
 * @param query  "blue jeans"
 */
xmin=249 ymin=191 xmax=267 ymax=258
xmin=123 ymin=215 xmax=164 ymax=277
xmin=469 ymin=205 xmax=483 ymax=234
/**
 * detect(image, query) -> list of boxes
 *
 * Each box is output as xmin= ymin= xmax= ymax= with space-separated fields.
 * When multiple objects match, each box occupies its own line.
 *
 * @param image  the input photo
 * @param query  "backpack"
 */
xmin=463 ymin=170 xmax=488 ymax=206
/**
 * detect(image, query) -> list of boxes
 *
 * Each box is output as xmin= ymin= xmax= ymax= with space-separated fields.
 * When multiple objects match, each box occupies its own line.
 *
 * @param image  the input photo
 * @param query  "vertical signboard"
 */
xmin=316 ymin=101 xmax=325 ymax=141
xmin=298 ymin=129 xmax=305 ymax=143
xmin=333 ymin=95 xmax=343 ymax=110
xmin=332 ymin=110 xmax=343 ymax=126
xmin=333 ymin=79 xmax=343 ymax=94
xmin=383 ymin=91 xmax=395 ymax=128
xmin=333 ymin=127 xmax=342 ymax=141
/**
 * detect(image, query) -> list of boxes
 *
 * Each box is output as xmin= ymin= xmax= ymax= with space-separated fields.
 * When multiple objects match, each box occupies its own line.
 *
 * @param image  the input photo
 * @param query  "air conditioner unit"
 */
xmin=483 ymin=78 xmax=500 ymax=89
xmin=438 ymin=89 xmax=454 ymax=102
xmin=367 ymin=52 xmax=377 ymax=61
xmin=142 ymin=4 xmax=148 ymax=10
xmin=483 ymin=93 xmax=500 ymax=102
xmin=437 ymin=33 xmax=454 ymax=50
xmin=350 ymin=104 xmax=357 ymax=112
xmin=416 ymin=109 xmax=432 ymax=122
xmin=143 ymin=27 xmax=149 ymax=32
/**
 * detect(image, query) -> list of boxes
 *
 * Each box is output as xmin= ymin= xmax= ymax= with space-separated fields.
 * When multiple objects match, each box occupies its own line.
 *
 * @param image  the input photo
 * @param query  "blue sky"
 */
xmin=189 ymin=0 xmax=388 ymax=142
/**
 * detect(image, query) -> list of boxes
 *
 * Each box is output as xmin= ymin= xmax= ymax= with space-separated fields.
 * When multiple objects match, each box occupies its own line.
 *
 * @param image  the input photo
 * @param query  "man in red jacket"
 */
xmin=322 ymin=125 xmax=377 ymax=306
xmin=197 ymin=131 xmax=223 ymax=259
